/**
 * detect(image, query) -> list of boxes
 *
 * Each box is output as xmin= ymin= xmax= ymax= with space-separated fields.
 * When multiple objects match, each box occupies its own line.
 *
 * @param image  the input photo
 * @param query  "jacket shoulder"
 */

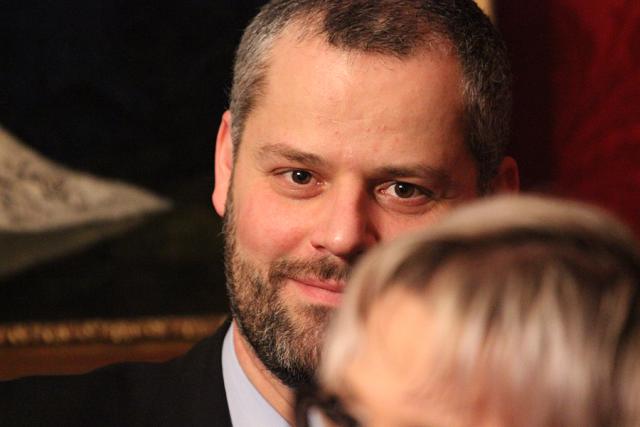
xmin=0 ymin=319 xmax=232 ymax=427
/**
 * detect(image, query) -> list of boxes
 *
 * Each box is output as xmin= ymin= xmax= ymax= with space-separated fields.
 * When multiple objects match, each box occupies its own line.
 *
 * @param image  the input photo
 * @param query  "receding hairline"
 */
xmin=231 ymin=0 xmax=513 ymax=187
xmin=258 ymin=14 xmax=456 ymax=88
xmin=234 ymin=15 xmax=459 ymax=145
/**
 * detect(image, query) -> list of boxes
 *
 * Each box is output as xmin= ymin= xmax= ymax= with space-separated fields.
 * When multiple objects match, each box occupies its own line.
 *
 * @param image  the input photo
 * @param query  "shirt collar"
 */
xmin=222 ymin=321 xmax=291 ymax=427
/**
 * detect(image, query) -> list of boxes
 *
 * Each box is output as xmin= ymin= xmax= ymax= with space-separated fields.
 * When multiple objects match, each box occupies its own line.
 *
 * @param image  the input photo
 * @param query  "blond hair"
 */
xmin=321 ymin=195 xmax=640 ymax=427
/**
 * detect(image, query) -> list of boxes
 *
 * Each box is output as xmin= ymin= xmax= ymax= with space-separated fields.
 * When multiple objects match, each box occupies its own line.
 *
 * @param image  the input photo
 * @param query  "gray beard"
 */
xmin=222 ymin=199 xmax=350 ymax=388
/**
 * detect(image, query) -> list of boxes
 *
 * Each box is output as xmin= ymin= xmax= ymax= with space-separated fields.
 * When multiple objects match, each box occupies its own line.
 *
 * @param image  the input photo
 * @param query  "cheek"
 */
xmin=232 ymin=189 xmax=311 ymax=264
xmin=374 ymin=208 xmax=451 ymax=241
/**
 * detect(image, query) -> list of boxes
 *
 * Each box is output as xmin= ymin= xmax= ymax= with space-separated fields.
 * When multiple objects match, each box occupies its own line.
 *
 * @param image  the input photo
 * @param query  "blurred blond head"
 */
xmin=320 ymin=195 xmax=640 ymax=427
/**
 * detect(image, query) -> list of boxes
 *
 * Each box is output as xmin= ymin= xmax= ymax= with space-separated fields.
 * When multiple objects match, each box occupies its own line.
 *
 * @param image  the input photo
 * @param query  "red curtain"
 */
xmin=499 ymin=0 xmax=640 ymax=235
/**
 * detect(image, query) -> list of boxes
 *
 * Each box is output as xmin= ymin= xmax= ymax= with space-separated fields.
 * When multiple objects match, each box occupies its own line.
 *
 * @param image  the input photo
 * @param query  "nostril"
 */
xmin=310 ymin=221 xmax=377 ymax=262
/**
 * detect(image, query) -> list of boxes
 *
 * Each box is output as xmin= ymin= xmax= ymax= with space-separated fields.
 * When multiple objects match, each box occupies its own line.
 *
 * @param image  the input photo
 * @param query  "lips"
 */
xmin=290 ymin=276 xmax=345 ymax=306
xmin=295 ymin=277 xmax=345 ymax=292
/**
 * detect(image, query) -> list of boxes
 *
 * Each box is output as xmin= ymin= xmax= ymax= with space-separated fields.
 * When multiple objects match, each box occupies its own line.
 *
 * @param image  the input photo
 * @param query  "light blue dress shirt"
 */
xmin=222 ymin=322 xmax=291 ymax=427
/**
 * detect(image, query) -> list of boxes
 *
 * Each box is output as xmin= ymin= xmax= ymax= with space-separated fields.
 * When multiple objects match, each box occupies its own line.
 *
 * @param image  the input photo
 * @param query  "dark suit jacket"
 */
xmin=0 ymin=320 xmax=233 ymax=427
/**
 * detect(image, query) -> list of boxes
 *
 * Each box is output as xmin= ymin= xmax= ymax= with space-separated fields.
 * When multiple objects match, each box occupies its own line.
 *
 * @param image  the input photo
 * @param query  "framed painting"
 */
xmin=0 ymin=0 xmax=269 ymax=379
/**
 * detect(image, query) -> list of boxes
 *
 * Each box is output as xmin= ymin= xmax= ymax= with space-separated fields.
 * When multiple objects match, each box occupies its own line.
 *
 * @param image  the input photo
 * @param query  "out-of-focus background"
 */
xmin=1 ymin=0 xmax=638 ymax=377
xmin=1 ymin=1 xmax=262 ymax=322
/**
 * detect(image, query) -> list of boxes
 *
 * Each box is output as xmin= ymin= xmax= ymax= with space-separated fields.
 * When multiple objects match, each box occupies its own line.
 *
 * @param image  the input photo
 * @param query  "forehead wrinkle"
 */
xmin=256 ymin=143 xmax=327 ymax=168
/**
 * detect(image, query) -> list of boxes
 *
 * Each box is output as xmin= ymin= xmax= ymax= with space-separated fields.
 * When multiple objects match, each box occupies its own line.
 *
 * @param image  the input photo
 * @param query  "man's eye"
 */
xmin=289 ymin=170 xmax=313 ymax=185
xmin=386 ymin=182 xmax=431 ymax=199
xmin=271 ymin=168 xmax=322 ymax=199
xmin=392 ymin=182 xmax=419 ymax=198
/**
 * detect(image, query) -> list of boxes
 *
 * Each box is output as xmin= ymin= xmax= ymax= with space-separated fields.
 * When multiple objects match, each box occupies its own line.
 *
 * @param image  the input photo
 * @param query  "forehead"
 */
xmin=241 ymin=25 xmax=469 ymax=171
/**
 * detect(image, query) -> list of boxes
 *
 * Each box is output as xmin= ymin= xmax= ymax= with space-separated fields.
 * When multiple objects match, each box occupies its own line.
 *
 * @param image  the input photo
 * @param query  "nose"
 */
xmin=309 ymin=186 xmax=378 ymax=263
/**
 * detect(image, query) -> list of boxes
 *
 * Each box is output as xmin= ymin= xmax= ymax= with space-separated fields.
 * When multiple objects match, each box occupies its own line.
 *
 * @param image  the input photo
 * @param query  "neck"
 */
xmin=232 ymin=321 xmax=295 ymax=425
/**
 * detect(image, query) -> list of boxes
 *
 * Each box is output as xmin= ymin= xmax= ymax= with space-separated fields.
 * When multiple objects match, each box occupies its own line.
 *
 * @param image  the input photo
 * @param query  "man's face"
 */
xmin=213 ymin=30 xmax=479 ymax=387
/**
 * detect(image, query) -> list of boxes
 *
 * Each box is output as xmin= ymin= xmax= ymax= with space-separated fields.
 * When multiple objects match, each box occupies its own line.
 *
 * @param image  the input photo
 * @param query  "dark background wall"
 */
xmin=1 ymin=0 xmax=267 ymax=321
xmin=1 ymin=0 xmax=638 ymax=322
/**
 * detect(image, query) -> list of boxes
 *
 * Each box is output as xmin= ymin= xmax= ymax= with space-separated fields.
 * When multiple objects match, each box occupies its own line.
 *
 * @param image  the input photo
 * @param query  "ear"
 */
xmin=212 ymin=110 xmax=234 ymax=217
xmin=489 ymin=156 xmax=520 ymax=194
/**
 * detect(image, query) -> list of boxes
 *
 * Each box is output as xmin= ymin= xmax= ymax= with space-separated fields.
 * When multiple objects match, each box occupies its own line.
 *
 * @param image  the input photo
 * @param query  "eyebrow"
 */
xmin=257 ymin=143 xmax=327 ymax=168
xmin=373 ymin=165 xmax=453 ymax=186
xmin=257 ymin=143 xmax=454 ymax=186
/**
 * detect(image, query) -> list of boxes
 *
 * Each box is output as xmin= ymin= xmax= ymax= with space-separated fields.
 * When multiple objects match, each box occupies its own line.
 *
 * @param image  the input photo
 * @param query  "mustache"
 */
xmin=268 ymin=257 xmax=351 ymax=286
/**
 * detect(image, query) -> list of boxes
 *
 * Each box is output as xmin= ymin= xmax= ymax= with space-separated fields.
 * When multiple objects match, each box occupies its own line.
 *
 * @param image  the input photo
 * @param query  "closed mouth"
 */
xmin=290 ymin=276 xmax=345 ymax=306
xmin=293 ymin=277 xmax=345 ymax=293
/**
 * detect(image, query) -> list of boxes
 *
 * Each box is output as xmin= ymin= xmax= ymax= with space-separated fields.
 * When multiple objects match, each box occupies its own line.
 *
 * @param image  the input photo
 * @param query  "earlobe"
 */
xmin=490 ymin=156 xmax=520 ymax=194
xmin=212 ymin=110 xmax=234 ymax=217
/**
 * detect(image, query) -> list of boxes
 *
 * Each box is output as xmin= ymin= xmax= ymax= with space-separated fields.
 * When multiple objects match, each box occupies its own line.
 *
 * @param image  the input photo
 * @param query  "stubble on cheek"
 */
xmin=227 ymin=249 xmax=335 ymax=387
xmin=221 ymin=196 xmax=346 ymax=387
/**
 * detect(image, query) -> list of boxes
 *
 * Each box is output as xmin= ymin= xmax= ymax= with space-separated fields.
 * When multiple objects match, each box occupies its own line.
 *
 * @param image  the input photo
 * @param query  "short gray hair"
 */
xmin=230 ymin=0 xmax=512 ymax=189
xmin=321 ymin=195 xmax=640 ymax=427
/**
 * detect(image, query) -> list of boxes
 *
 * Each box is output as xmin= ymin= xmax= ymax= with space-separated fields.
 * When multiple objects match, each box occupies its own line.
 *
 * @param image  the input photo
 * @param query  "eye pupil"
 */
xmin=292 ymin=170 xmax=312 ymax=184
xmin=394 ymin=182 xmax=415 ymax=198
